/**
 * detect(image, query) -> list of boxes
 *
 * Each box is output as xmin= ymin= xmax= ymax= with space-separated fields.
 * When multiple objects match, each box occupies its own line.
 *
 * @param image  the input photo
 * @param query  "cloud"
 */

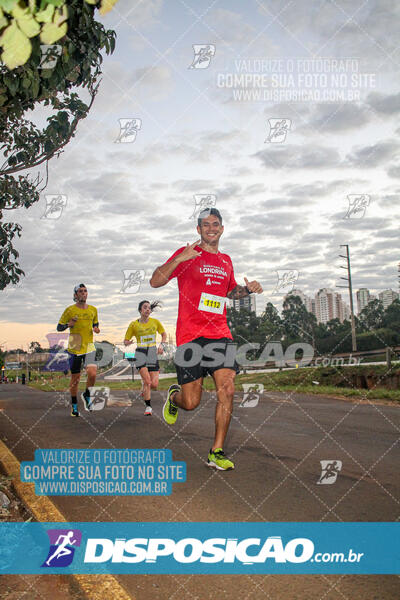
xmin=102 ymin=0 xmax=163 ymax=29
xmin=3 ymin=1 xmax=399 ymax=346
xmin=367 ymin=92 xmax=400 ymax=115
xmin=285 ymin=180 xmax=349 ymax=199
xmin=204 ymin=8 xmax=258 ymax=45
xmin=387 ymin=165 xmax=400 ymax=179
xmin=130 ymin=65 xmax=173 ymax=100
xmin=298 ymin=103 xmax=371 ymax=133
xmin=253 ymin=145 xmax=341 ymax=169
xmin=346 ymin=140 xmax=400 ymax=168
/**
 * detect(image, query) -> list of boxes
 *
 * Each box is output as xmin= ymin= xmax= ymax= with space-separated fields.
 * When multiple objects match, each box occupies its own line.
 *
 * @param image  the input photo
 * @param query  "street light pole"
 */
xmin=338 ymin=244 xmax=357 ymax=352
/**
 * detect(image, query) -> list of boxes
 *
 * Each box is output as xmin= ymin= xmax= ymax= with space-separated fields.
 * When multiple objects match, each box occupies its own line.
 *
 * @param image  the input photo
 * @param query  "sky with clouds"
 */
xmin=1 ymin=0 xmax=399 ymax=350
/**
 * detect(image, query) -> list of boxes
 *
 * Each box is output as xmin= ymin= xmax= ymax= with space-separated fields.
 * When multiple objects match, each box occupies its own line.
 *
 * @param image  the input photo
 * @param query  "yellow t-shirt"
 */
xmin=124 ymin=318 xmax=165 ymax=347
xmin=58 ymin=305 xmax=99 ymax=355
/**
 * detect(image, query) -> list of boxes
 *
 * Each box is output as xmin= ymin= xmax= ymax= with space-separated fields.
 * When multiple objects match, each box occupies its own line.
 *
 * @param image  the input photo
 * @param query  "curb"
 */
xmin=0 ymin=439 xmax=134 ymax=600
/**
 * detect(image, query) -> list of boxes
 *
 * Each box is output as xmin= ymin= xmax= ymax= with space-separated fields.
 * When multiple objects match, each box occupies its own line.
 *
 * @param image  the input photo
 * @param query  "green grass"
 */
xmin=24 ymin=368 xmax=400 ymax=401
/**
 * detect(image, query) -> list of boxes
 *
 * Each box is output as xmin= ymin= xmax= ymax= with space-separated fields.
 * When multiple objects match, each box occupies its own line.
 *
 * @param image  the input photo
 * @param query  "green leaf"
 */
xmin=53 ymin=4 xmax=68 ymax=26
xmin=0 ymin=20 xmax=31 ymax=69
xmin=40 ymin=68 xmax=53 ymax=78
xmin=15 ymin=151 xmax=27 ymax=162
xmin=58 ymin=109 xmax=68 ymax=121
xmin=36 ymin=4 xmax=55 ymax=23
xmin=0 ymin=8 xmax=9 ymax=29
xmin=40 ymin=20 xmax=67 ymax=43
xmin=11 ymin=3 xmax=40 ymax=37
xmin=44 ymin=140 xmax=55 ymax=152
xmin=0 ymin=1 xmax=18 ymax=12
xmin=99 ymin=0 xmax=118 ymax=16
xmin=31 ymin=76 xmax=39 ymax=97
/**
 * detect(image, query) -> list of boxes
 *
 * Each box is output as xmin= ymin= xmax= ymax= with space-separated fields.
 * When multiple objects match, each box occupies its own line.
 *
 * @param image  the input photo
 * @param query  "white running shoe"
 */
xmin=144 ymin=405 xmax=153 ymax=416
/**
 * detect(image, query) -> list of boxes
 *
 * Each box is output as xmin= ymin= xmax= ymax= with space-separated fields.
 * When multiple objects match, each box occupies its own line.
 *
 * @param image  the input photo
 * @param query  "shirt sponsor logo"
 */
xmin=199 ymin=266 xmax=228 ymax=277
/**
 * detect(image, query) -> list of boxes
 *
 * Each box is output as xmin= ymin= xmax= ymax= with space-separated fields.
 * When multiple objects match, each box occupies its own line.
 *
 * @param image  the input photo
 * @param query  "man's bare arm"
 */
xmin=226 ymin=285 xmax=249 ymax=299
xmin=150 ymin=256 xmax=182 ymax=288
xmin=227 ymin=277 xmax=263 ymax=299
xmin=150 ymin=240 xmax=201 ymax=288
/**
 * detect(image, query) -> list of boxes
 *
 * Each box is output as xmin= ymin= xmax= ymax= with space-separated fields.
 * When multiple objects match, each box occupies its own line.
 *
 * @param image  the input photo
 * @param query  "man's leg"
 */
xmin=82 ymin=364 xmax=97 ymax=411
xmin=70 ymin=372 xmax=81 ymax=397
xmin=139 ymin=367 xmax=151 ymax=400
xmin=163 ymin=378 xmax=203 ymax=425
xmin=211 ymin=368 xmax=236 ymax=451
xmin=86 ymin=365 xmax=97 ymax=388
xmin=69 ymin=370 xmax=81 ymax=417
xmin=164 ymin=339 xmax=204 ymax=424
xmin=149 ymin=371 xmax=159 ymax=391
xmin=205 ymin=368 xmax=236 ymax=470
xmin=171 ymin=378 xmax=203 ymax=411
xmin=140 ymin=367 xmax=153 ymax=415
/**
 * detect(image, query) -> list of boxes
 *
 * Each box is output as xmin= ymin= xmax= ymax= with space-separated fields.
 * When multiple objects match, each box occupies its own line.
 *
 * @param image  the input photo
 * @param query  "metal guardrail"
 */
xmin=240 ymin=346 xmax=400 ymax=372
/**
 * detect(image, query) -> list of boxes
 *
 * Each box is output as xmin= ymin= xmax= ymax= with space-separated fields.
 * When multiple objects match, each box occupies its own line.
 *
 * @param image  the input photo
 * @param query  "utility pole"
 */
xmin=338 ymin=244 xmax=357 ymax=352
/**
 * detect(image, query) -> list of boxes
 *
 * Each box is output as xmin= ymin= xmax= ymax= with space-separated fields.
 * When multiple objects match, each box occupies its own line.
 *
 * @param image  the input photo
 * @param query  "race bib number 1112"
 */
xmin=198 ymin=292 xmax=225 ymax=315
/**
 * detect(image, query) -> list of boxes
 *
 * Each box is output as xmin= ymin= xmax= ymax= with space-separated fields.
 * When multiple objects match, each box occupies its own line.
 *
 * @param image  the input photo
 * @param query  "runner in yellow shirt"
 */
xmin=57 ymin=284 xmax=100 ymax=417
xmin=124 ymin=300 xmax=167 ymax=415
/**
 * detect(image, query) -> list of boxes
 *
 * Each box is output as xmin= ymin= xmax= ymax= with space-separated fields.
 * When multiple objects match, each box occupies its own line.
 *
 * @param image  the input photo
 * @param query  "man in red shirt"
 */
xmin=150 ymin=208 xmax=263 ymax=470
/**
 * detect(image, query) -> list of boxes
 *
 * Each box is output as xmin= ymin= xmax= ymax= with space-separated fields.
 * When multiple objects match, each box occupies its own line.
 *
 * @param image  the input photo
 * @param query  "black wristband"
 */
xmin=245 ymin=285 xmax=252 ymax=294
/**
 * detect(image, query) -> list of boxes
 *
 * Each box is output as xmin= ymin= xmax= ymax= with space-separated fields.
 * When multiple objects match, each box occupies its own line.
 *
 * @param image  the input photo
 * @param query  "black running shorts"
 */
xmin=134 ymin=346 xmax=160 ymax=372
xmin=68 ymin=351 xmax=97 ymax=374
xmin=174 ymin=337 xmax=239 ymax=385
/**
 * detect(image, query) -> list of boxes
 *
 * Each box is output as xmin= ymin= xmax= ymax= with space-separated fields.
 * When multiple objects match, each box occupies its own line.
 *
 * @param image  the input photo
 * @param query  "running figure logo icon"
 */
xmin=274 ymin=269 xmax=299 ymax=294
xmin=115 ymin=118 xmax=142 ymax=143
xmin=41 ymin=195 xmax=67 ymax=220
xmin=240 ymin=383 xmax=264 ymax=408
xmin=190 ymin=194 xmax=217 ymax=220
xmin=188 ymin=44 xmax=216 ymax=69
xmin=86 ymin=387 xmax=109 ymax=411
xmin=39 ymin=44 xmax=62 ymax=69
xmin=317 ymin=460 xmax=342 ymax=485
xmin=265 ymin=119 xmax=291 ymax=143
xmin=120 ymin=269 xmax=145 ymax=293
xmin=344 ymin=194 xmax=370 ymax=219
xmin=41 ymin=529 xmax=82 ymax=568
xmin=43 ymin=332 xmax=70 ymax=372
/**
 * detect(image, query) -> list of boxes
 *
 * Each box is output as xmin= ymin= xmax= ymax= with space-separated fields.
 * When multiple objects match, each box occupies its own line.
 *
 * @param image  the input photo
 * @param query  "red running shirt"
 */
xmin=167 ymin=246 xmax=237 ymax=346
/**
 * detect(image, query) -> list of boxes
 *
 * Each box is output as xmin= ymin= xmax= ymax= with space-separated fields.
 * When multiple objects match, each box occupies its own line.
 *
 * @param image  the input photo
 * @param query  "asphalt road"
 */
xmin=0 ymin=383 xmax=399 ymax=599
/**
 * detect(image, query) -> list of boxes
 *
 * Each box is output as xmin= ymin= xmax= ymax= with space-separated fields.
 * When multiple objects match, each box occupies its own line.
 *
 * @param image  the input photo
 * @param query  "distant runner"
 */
xmin=124 ymin=300 xmax=167 ymax=416
xmin=57 ymin=284 xmax=100 ymax=417
xmin=150 ymin=208 xmax=263 ymax=470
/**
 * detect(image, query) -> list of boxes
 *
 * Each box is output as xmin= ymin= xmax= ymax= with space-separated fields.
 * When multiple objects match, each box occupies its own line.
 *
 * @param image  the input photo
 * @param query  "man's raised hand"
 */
xmin=244 ymin=276 xmax=263 ymax=294
xmin=179 ymin=240 xmax=202 ymax=263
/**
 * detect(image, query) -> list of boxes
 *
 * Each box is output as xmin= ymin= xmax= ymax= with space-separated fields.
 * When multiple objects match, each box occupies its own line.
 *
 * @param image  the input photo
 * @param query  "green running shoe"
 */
xmin=163 ymin=384 xmax=180 ymax=425
xmin=207 ymin=448 xmax=234 ymax=471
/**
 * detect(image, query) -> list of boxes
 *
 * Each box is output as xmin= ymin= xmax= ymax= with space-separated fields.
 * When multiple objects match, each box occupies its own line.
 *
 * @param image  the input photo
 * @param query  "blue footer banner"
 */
xmin=0 ymin=522 xmax=398 ymax=574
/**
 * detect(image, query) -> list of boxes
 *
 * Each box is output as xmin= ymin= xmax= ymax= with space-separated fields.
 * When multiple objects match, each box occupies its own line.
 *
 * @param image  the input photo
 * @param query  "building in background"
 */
xmin=285 ymin=288 xmax=316 ymax=315
xmin=356 ymin=288 xmax=372 ymax=314
xmin=229 ymin=295 xmax=256 ymax=313
xmin=314 ymin=288 xmax=349 ymax=324
xmin=378 ymin=289 xmax=399 ymax=310
xmin=398 ymin=262 xmax=400 ymax=293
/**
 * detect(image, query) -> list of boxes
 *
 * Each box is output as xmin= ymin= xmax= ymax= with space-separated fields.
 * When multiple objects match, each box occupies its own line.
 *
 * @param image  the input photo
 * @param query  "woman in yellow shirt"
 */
xmin=124 ymin=300 xmax=167 ymax=415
